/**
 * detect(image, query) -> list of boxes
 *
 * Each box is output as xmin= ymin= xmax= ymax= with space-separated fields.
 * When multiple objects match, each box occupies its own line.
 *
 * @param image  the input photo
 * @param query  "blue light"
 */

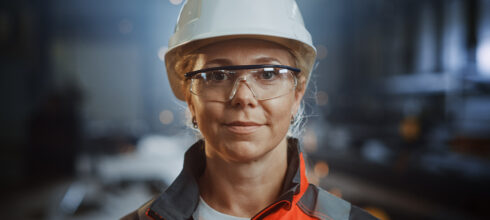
xmin=477 ymin=40 xmax=490 ymax=75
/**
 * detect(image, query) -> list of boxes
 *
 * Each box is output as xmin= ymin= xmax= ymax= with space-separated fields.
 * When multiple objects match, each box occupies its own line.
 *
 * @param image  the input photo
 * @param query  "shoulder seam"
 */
xmin=297 ymin=200 xmax=333 ymax=220
xmin=298 ymin=184 xmax=351 ymax=220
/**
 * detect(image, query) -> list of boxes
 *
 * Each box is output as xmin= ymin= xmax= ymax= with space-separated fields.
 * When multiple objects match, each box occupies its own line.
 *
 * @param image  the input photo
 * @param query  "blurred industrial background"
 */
xmin=1 ymin=0 xmax=489 ymax=219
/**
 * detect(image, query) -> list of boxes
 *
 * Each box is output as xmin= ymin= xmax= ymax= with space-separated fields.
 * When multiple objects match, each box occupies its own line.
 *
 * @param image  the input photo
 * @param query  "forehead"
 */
xmin=196 ymin=39 xmax=295 ymax=66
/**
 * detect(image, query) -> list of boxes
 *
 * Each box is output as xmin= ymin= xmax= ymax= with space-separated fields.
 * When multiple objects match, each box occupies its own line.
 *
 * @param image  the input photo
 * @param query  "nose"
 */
xmin=229 ymin=78 xmax=258 ymax=107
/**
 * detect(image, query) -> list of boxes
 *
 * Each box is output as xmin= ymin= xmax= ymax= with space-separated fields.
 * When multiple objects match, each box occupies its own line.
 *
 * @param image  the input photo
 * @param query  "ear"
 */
xmin=291 ymin=81 xmax=306 ymax=116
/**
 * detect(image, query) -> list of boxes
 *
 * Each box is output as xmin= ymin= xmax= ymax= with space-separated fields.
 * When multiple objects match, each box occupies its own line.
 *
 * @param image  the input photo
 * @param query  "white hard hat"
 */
xmin=165 ymin=0 xmax=317 ymax=101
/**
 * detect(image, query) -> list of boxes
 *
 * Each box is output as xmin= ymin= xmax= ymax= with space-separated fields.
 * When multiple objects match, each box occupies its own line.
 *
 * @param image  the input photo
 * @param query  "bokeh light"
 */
xmin=307 ymin=170 xmax=320 ymax=185
xmin=363 ymin=206 xmax=391 ymax=220
xmin=316 ymin=91 xmax=328 ymax=106
xmin=399 ymin=116 xmax=420 ymax=141
xmin=169 ymin=0 xmax=183 ymax=6
xmin=316 ymin=44 xmax=328 ymax=60
xmin=477 ymin=40 xmax=490 ymax=75
xmin=159 ymin=110 xmax=174 ymax=125
xmin=118 ymin=19 xmax=133 ymax=34
xmin=329 ymin=187 xmax=342 ymax=198
xmin=303 ymin=128 xmax=318 ymax=153
xmin=314 ymin=161 xmax=329 ymax=178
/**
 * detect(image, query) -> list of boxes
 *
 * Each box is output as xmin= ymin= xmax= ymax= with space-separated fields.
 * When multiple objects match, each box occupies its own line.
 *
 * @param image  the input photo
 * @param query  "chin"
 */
xmin=221 ymin=140 xmax=271 ymax=162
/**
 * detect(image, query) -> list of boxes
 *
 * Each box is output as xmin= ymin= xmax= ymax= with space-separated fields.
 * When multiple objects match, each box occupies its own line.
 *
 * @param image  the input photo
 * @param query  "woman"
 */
xmin=123 ymin=0 xmax=377 ymax=219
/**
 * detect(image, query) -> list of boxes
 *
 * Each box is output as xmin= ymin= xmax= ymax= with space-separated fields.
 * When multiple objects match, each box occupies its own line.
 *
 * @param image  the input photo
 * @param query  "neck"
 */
xmin=198 ymin=137 xmax=289 ymax=218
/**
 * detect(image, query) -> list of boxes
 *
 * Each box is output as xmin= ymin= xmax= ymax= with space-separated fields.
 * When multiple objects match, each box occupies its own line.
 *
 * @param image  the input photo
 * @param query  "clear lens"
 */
xmin=189 ymin=67 xmax=297 ymax=101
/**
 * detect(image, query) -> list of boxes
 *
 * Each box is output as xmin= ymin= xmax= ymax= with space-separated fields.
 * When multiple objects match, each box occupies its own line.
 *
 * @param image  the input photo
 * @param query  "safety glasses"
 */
xmin=185 ymin=65 xmax=301 ymax=101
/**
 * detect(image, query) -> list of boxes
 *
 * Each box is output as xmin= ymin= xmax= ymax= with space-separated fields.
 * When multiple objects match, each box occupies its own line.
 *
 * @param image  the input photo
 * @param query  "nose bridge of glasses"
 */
xmin=227 ymin=74 xmax=257 ymax=101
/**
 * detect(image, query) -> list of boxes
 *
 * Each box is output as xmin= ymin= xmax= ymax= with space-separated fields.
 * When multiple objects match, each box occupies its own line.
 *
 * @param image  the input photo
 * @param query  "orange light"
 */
xmin=313 ymin=161 xmax=329 ymax=178
xmin=306 ymin=169 xmax=320 ymax=185
xmin=399 ymin=116 xmax=420 ymax=141
xmin=329 ymin=187 xmax=342 ymax=198
xmin=363 ymin=206 xmax=390 ymax=220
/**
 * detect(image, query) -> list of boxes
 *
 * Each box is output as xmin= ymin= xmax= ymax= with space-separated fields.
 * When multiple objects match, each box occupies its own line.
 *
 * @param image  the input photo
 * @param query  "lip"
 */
xmin=224 ymin=121 xmax=263 ymax=134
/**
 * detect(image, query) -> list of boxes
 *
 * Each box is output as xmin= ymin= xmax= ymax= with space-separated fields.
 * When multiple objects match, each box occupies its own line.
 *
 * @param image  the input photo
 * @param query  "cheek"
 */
xmin=193 ymin=101 xmax=223 ymax=134
xmin=264 ymin=96 xmax=295 ymax=131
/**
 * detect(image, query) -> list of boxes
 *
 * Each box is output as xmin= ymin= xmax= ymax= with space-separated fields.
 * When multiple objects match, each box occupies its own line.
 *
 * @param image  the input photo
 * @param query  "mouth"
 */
xmin=224 ymin=121 xmax=263 ymax=134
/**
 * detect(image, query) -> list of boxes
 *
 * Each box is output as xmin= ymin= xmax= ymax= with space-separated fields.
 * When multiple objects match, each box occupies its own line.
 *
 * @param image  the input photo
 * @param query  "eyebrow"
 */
xmin=205 ymin=58 xmax=233 ymax=67
xmin=253 ymin=57 xmax=282 ymax=64
xmin=204 ymin=57 xmax=282 ymax=67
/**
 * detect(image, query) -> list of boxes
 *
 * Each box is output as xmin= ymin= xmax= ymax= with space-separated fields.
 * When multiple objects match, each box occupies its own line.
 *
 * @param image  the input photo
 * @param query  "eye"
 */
xmin=259 ymin=70 xmax=277 ymax=80
xmin=209 ymin=71 xmax=229 ymax=81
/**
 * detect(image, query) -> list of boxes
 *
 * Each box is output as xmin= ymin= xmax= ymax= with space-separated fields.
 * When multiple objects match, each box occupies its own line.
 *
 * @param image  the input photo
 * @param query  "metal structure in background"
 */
xmin=0 ymin=0 xmax=489 ymax=219
xmin=304 ymin=1 xmax=490 ymax=219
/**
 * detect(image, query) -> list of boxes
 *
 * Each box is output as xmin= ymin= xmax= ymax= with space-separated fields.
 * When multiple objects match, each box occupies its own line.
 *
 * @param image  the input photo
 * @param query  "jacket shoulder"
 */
xmin=349 ymin=205 xmax=379 ymax=220
xmin=298 ymin=184 xmax=378 ymax=220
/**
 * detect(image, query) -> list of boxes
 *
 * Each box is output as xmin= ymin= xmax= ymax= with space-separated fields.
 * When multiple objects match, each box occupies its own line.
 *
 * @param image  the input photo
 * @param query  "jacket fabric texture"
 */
xmin=122 ymin=138 xmax=378 ymax=220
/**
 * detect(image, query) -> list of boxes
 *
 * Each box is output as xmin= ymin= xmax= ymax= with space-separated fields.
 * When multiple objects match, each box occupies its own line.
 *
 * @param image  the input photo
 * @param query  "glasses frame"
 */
xmin=184 ymin=64 xmax=301 ymax=79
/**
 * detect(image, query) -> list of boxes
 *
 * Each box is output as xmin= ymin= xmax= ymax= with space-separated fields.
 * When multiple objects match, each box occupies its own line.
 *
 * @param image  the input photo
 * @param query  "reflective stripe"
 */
xmin=298 ymin=185 xmax=351 ymax=220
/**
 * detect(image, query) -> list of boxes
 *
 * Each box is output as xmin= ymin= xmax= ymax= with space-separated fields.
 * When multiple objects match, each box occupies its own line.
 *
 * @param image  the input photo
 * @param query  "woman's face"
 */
xmin=186 ymin=39 xmax=306 ymax=163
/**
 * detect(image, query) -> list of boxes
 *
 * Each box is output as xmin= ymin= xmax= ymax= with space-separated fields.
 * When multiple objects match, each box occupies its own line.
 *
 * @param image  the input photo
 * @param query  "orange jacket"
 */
xmin=122 ymin=138 xmax=377 ymax=220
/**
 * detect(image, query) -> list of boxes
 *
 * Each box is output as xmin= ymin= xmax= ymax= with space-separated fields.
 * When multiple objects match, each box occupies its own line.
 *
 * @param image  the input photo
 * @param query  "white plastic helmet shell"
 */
xmin=165 ymin=0 xmax=317 ymax=101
